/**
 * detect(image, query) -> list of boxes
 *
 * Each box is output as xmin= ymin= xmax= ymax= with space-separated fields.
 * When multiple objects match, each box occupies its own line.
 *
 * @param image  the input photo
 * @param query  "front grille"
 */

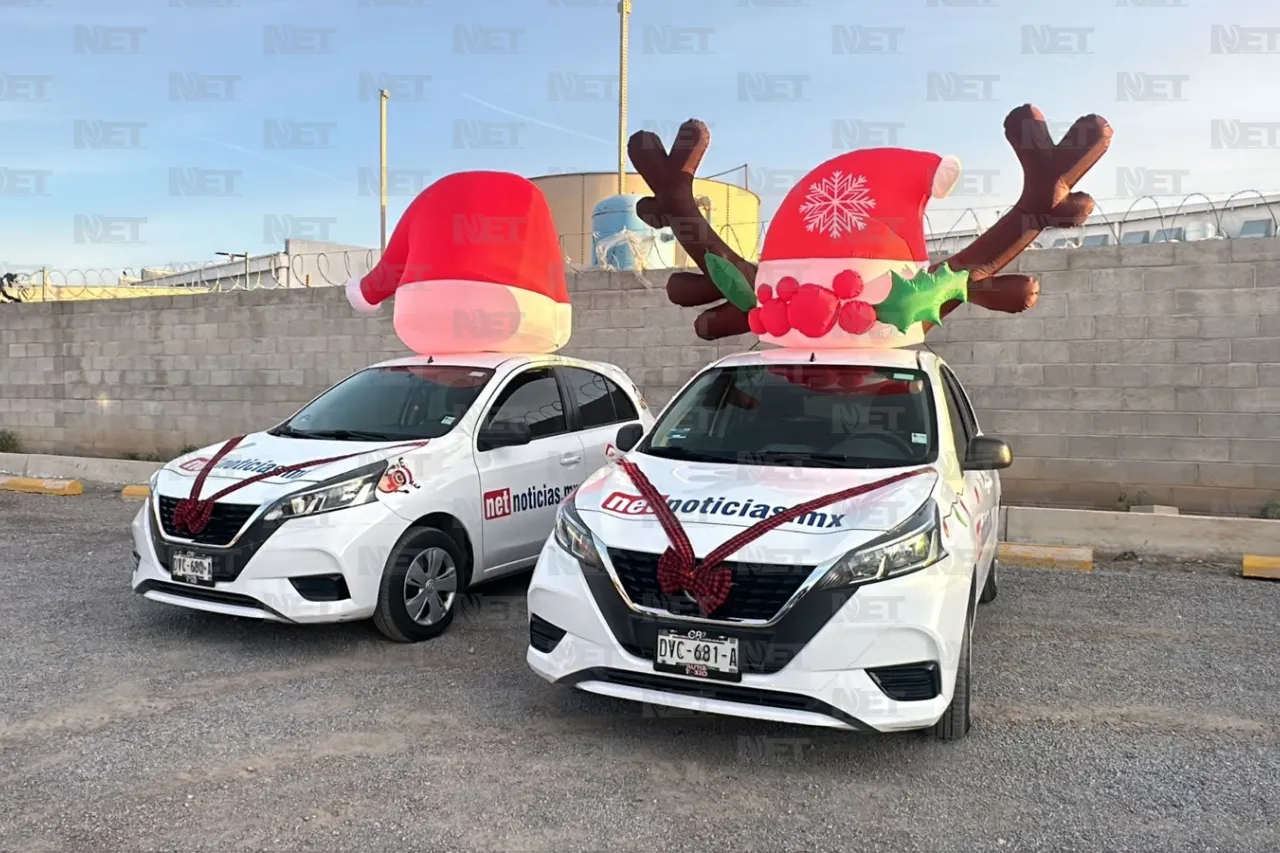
xmin=529 ymin=614 xmax=567 ymax=653
xmin=608 ymin=548 xmax=814 ymax=621
xmin=156 ymin=495 xmax=258 ymax=546
xmin=867 ymin=662 xmax=941 ymax=701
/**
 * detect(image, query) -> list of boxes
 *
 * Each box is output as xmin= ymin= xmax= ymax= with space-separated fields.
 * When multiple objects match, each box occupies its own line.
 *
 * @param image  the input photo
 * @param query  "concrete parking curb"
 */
xmin=0 ymin=476 xmax=84 ymax=496
xmin=121 ymin=485 xmax=150 ymax=501
xmin=1242 ymin=555 xmax=1280 ymax=581
xmin=997 ymin=542 xmax=1094 ymax=572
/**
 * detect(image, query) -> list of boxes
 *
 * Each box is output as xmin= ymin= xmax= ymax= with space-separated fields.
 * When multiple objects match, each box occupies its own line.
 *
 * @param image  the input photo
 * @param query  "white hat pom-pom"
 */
xmin=932 ymin=155 xmax=962 ymax=199
xmin=345 ymin=275 xmax=380 ymax=314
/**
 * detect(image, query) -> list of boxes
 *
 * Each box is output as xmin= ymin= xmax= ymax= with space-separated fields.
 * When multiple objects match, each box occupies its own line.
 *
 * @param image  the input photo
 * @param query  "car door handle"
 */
xmin=559 ymin=454 xmax=582 ymax=466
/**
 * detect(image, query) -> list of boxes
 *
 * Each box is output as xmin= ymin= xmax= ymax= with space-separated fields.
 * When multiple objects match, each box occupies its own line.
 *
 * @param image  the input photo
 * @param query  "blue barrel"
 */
xmin=590 ymin=194 xmax=676 ymax=270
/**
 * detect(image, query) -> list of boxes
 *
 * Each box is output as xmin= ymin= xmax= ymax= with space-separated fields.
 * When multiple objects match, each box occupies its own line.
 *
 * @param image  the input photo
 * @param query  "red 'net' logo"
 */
xmin=482 ymin=488 xmax=512 ymax=520
xmin=600 ymin=492 xmax=654 ymax=515
xmin=179 ymin=457 xmax=210 ymax=472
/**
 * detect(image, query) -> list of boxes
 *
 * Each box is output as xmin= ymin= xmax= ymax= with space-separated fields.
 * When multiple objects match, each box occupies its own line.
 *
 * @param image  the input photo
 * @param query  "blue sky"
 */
xmin=1 ymin=0 xmax=1278 ymax=273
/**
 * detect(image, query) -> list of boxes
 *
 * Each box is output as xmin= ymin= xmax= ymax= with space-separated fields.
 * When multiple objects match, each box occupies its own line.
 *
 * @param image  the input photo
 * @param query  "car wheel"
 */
xmin=978 ymin=558 xmax=998 ymax=604
xmin=373 ymin=526 xmax=467 ymax=643
xmin=931 ymin=597 xmax=974 ymax=742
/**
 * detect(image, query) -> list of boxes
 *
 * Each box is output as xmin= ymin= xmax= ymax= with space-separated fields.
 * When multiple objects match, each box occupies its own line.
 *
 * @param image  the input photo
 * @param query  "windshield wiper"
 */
xmin=284 ymin=429 xmax=401 ymax=442
xmin=744 ymin=451 xmax=873 ymax=469
xmin=268 ymin=424 xmax=311 ymax=438
xmin=641 ymin=445 xmax=735 ymax=464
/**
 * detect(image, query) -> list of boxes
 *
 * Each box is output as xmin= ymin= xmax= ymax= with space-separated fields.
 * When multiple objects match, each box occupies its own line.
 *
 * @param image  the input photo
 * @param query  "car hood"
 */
xmin=154 ymin=432 xmax=431 ymax=501
xmin=574 ymin=452 xmax=939 ymax=565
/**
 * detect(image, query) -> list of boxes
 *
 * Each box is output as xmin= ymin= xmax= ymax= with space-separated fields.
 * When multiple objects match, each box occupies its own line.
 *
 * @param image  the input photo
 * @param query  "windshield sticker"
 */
xmin=668 ymin=428 xmax=690 ymax=440
xmin=441 ymin=416 xmax=456 ymax=425
xmin=893 ymin=373 xmax=915 ymax=381
xmin=483 ymin=482 xmax=578 ymax=520
xmin=601 ymin=491 xmax=845 ymax=529
xmin=378 ymin=460 xmax=419 ymax=494
xmin=911 ymin=433 xmax=927 ymax=444
xmin=469 ymin=371 xmax=487 ymax=377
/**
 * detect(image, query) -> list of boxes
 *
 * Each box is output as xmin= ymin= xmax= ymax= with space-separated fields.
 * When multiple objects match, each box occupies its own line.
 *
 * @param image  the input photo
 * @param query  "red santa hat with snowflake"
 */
xmin=721 ymin=148 xmax=967 ymax=349
xmin=344 ymin=170 xmax=571 ymax=355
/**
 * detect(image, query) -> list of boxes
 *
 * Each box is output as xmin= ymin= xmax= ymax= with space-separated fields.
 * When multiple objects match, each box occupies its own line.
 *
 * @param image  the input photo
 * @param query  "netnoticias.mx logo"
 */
xmin=453 ymin=120 xmax=524 ymax=149
xmin=737 ymin=72 xmax=809 ymax=102
xmin=1021 ymin=25 xmax=1093 ymax=54
xmin=1210 ymin=120 xmax=1280 ymax=149
xmin=73 ymin=25 xmax=145 ymax=54
xmin=483 ymin=484 xmax=576 ymax=520
xmin=73 ymin=215 xmax=145 ymax=244
xmin=169 ymin=72 xmax=241 ymax=102
xmin=831 ymin=26 xmax=904 ymax=54
xmin=1116 ymin=72 xmax=1188 ymax=101
xmin=1116 ymin=167 xmax=1188 ymax=197
xmin=600 ymin=492 xmax=848 ymax=530
xmin=926 ymin=72 xmax=998 ymax=101
xmin=1210 ymin=26 xmax=1280 ymax=54
xmin=831 ymin=120 xmax=905 ymax=148
xmin=169 ymin=167 xmax=241 ymax=197
xmin=0 ymin=168 xmax=52 ymax=197
xmin=263 ymin=215 xmax=336 ymax=242
xmin=74 ymin=120 xmax=145 ymax=149
xmin=357 ymin=168 xmax=433 ymax=196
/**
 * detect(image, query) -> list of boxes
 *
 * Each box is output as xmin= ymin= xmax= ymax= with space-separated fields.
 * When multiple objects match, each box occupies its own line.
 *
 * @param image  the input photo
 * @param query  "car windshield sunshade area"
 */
xmin=639 ymin=364 xmax=938 ymax=469
xmin=273 ymin=365 xmax=494 ymax=441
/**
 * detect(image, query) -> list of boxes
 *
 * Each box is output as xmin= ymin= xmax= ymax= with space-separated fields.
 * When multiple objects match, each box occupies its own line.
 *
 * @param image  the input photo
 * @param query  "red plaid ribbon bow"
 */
xmin=172 ymin=435 xmax=430 ymax=536
xmin=615 ymin=458 xmax=935 ymax=617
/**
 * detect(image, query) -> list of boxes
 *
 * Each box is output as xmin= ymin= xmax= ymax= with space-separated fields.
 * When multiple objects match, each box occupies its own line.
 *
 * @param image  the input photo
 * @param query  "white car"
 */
xmin=526 ymin=346 xmax=1011 ymax=740
xmin=131 ymin=353 xmax=654 ymax=642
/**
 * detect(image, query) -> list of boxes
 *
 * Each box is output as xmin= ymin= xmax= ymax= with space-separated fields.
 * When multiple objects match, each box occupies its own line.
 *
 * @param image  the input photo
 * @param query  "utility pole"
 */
xmin=617 ymin=0 xmax=632 ymax=196
xmin=380 ymin=89 xmax=390 ymax=252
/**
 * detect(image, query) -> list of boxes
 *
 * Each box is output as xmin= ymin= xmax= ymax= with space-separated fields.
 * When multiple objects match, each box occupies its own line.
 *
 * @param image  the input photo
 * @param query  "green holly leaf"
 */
xmin=875 ymin=263 xmax=970 ymax=333
xmin=705 ymin=252 xmax=757 ymax=312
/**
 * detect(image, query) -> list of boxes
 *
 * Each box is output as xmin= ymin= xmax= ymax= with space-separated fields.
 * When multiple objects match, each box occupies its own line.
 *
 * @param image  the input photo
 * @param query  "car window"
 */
xmin=484 ymin=368 xmax=567 ymax=440
xmin=940 ymin=366 xmax=980 ymax=438
xmin=939 ymin=374 xmax=971 ymax=456
xmin=637 ymin=364 xmax=937 ymax=469
xmin=608 ymin=376 xmax=639 ymax=422
xmin=561 ymin=367 xmax=616 ymax=429
xmin=282 ymin=365 xmax=493 ymax=441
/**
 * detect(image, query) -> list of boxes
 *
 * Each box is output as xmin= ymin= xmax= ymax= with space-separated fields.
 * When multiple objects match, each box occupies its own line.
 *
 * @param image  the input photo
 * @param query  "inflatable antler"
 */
xmin=628 ymin=120 xmax=756 ymax=340
xmin=931 ymin=104 xmax=1113 ymax=326
xmin=630 ymin=107 xmax=1112 ymax=342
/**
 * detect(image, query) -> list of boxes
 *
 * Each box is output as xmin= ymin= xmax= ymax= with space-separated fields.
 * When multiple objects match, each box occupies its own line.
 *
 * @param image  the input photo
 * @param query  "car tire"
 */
xmin=978 ymin=558 xmax=998 ymax=604
xmin=373 ymin=526 xmax=467 ymax=643
xmin=931 ymin=595 xmax=974 ymax=742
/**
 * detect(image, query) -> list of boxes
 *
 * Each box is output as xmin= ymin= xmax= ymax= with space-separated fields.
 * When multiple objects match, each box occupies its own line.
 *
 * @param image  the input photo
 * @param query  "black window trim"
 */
xmin=477 ymin=365 xmax=573 ymax=448
xmin=939 ymin=365 xmax=980 ymax=439
xmin=556 ymin=365 xmax=639 ymax=432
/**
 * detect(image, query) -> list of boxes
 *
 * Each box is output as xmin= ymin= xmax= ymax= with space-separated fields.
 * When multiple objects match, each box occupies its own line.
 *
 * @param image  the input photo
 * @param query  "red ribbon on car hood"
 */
xmin=614 ymin=458 xmax=935 ymax=617
xmin=172 ymin=435 xmax=430 ymax=536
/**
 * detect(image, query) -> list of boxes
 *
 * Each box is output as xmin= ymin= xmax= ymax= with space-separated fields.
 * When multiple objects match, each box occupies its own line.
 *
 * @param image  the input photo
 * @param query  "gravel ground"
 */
xmin=1 ymin=486 xmax=1278 ymax=852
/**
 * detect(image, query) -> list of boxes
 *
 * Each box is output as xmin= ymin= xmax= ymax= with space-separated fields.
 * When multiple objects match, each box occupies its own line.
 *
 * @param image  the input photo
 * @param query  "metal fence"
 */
xmin=3 ymin=194 xmax=1277 ymax=304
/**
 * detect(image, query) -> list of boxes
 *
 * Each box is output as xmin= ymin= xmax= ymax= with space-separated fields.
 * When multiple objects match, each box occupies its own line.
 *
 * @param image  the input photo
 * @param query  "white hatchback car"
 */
xmin=526 ymin=346 xmax=1011 ymax=740
xmin=131 ymin=353 xmax=653 ymax=642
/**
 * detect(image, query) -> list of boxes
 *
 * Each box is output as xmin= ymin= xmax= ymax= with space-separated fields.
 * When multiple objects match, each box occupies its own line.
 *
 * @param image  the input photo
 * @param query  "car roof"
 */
xmin=365 ymin=352 xmax=629 ymax=374
xmin=711 ymin=346 xmax=927 ymax=371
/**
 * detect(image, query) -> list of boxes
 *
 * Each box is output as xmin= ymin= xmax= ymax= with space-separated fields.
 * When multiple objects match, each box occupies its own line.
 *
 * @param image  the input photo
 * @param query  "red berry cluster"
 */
xmin=747 ymin=270 xmax=877 ymax=339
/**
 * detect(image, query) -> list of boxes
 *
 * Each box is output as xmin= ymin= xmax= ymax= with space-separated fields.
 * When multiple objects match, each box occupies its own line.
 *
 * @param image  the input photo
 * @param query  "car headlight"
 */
xmin=553 ymin=496 xmax=604 ymax=570
xmin=262 ymin=461 xmax=386 ymax=523
xmin=815 ymin=499 xmax=944 ymax=590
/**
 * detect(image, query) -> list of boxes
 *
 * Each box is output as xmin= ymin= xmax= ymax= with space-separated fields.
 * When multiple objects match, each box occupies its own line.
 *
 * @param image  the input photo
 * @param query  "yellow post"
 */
xmin=244 ymin=250 xmax=250 ymax=289
xmin=617 ymin=0 xmax=632 ymax=196
xmin=40 ymin=266 xmax=48 ymax=302
xmin=379 ymin=89 xmax=390 ymax=252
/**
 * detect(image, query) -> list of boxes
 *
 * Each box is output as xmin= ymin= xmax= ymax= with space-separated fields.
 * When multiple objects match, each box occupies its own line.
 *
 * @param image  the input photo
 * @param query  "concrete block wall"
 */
xmin=2 ymin=239 xmax=1279 ymax=514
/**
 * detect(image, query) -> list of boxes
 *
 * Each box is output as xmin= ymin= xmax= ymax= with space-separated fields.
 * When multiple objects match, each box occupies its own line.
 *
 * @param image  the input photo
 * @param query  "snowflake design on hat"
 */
xmin=798 ymin=171 xmax=876 ymax=239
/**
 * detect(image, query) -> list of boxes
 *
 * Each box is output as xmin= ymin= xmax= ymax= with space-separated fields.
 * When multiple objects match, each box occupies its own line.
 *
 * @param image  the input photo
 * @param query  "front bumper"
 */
xmin=130 ymin=496 xmax=409 ymax=624
xmin=526 ymin=538 xmax=973 ymax=732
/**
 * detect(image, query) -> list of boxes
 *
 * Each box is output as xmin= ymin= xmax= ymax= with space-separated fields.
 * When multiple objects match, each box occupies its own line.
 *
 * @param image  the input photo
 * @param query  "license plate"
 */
xmin=172 ymin=551 xmax=214 ymax=585
xmin=655 ymin=629 xmax=740 ymax=682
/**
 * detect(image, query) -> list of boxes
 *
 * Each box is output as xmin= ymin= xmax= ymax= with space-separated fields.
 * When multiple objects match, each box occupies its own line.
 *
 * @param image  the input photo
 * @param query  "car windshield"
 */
xmin=272 ymin=365 xmax=494 ymax=441
xmin=637 ymin=364 xmax=937 ymax=469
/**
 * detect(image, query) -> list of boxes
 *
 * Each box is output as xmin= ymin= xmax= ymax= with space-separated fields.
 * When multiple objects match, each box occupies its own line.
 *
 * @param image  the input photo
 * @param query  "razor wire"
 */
xmin=2 ymin=192 xmax=1277 ymax=304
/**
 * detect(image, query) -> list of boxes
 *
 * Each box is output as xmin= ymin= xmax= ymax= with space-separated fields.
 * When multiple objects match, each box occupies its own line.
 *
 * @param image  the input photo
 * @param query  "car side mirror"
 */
xmin=615 ymin=423 xmax=643 ymax=452
xmin=478 ymin=419 xmax=532 ymax=451
xmin=963 ymin=435 xmax=1013 ymax=471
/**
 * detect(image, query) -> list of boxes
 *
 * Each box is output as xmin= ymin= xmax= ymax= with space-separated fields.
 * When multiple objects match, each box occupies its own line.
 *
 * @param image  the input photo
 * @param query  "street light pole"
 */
xmin=379 ymin=89 xmax=390 ymax=252
xmin=617 ymin=0 xmax=632 ymax=196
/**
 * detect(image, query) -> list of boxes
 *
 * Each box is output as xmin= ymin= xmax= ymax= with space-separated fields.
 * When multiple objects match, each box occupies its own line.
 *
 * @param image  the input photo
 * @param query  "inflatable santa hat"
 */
xmin=345 ymin=170 xmax=571 ymax=355
xmin=710 ymin=148 xmax=970 ymax=350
